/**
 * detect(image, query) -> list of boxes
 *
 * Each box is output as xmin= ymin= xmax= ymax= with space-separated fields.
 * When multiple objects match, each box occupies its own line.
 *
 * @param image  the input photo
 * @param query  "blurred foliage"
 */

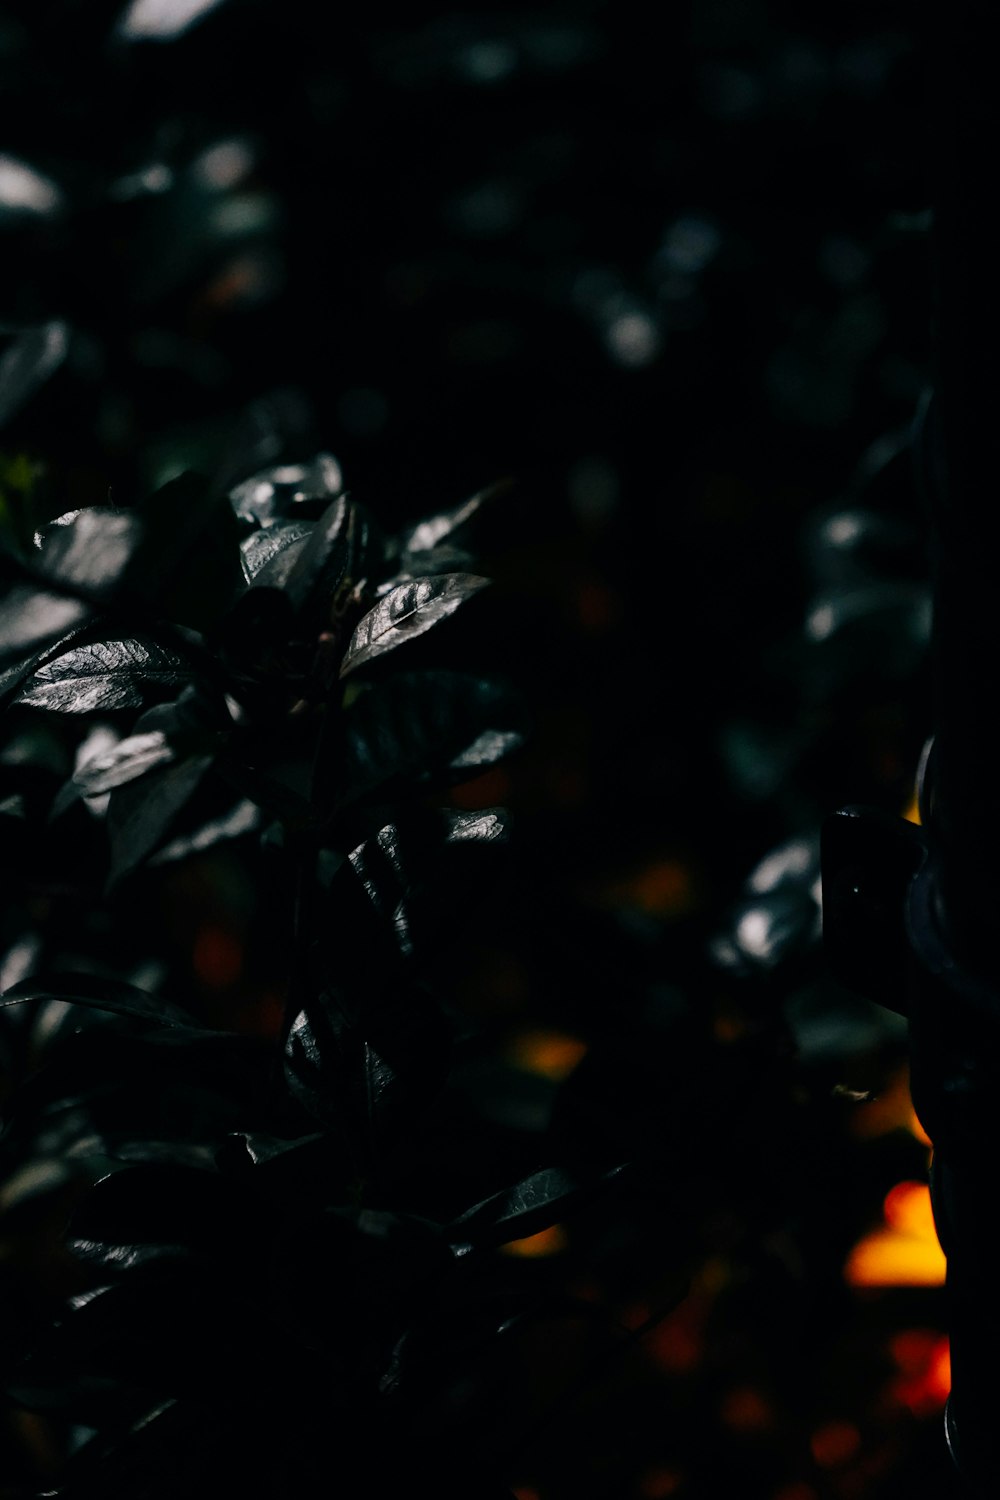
xmin=0 ymin=2 xmax=959 ymax=1498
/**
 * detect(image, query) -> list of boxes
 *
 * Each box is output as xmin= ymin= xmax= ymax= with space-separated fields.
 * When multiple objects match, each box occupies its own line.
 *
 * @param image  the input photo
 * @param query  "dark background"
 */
xmin=1 ymin=2 xmax=958 ymax=1496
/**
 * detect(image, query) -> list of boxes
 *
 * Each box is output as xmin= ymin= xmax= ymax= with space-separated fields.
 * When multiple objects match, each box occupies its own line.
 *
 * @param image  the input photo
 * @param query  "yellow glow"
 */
xmin=510 ymin=1030 xmax=587 ymax=1081
xmin=903 ymin=788 xmax=921 ymax=825
xmin=501 ymin=1224 xmax=568 ymax=1259
xmin=845 ymin=1181 xmax=945 ymax=1287
xmin=848 ymin=1064 xmax=931 ymax=1147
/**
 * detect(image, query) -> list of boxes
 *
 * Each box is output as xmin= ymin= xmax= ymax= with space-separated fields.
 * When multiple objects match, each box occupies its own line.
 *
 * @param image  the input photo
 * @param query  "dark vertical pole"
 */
xmin=928 ymin=0 xmax=1000 ymax=965
xmin=918 ymin=3 xmax=1000 ymax=1488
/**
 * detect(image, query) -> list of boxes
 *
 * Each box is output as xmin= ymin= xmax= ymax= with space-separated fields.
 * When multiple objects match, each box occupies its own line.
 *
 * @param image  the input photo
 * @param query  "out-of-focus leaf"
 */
xmin=399 ymin=479 xmax=510 ymax=555
xmin=117 ymin=0 xmax=229 ymax=42
xmin=710 ymin=837 xmax=822 ymax=975
xmin=340 ymin=573 xmax=490 ymax=678
xmin=73 ymin=731 xmax=175 ymax=796
xmin=148 ymin=797 xmax=260 ymax=864
xmin=239 ymin=520 xmax=313 ymax=583
xmin=229 ymin=453 xmax=343 ymax=528
xmin=16 ymin=638 xmax=194 ymax=713
xmin=34 ymin=509 xmax=145 ymax=598
xmin=0 ymin=972 xmax=193 ymax=1028
xmin=107 ymin=753 xmax=215 ymax=883
xmin=0 ymin=584 xmax=91 ymax=674
xmin=0 ymin=321 xmax=68 ymax=427
xmin=335 ymin=670 xmax=527 ymax=812
xmin=448 ymin=1163 xmax=627 ymax=1255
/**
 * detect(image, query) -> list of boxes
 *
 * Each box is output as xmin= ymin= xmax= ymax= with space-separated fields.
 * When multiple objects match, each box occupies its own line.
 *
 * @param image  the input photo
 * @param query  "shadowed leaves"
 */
xmin=340 ymin=573 xmax=489 ymax=678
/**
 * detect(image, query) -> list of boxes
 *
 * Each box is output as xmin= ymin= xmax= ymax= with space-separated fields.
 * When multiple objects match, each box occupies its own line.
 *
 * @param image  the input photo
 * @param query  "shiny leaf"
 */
xmin=0 ymin=584 xmax=91 ymax=674
xmin=35 ymin=509 xmax=145 ymax=598
xmin=229 ymin=453 xmax=343 ymax=528
xmin=107 ymin=754 xmax=215 ymax=883
xmin=341 ymin=807 xmax=510 ymax=964
xmin=278 ymin=494 xmax=379 ymax=629
xmin=335 ymin=670 xmax=527 ymax=811
xmin=0 ymin=972 xmax=193 ymax=1028
xmin=73 ymin=731 xmax=175 ymax=797
xmin=340 ymin=573 xmax=490 ymax=678
xmin=239 ymin=520 xmax=314 ymax=583
xmin=448 ymin=1163 xmax=627 ymax=1254
xmin=399 ymin=479 xmax=510 ymax=554
xmin=148 ymin=798 xmax=260 ymax=864
xmin=16 ymin=638 xmax=193 ymax=714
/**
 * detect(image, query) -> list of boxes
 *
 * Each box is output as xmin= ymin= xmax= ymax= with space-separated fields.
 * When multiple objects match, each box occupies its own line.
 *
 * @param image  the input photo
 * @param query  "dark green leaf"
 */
xmin=0 ymin=321 xmax=68 ymax=428
xmin=35 ymin=508 xmax=145 ymax=597
xmin=448 ymin=1163 xmax=628 ymax=1255
xmin=107 ymin=754 xmax=214 ymax=883
xmin=284 ymin=981 xmax=452 ymax=1144
xmin=340 ymin=807 xmax=510 ymax=964
xmin=229 ymin=452 xmax=343 ymax=527
xmin=0 ymin=972 xmax=193 ymax=1028
xmin=239 ymin=519 xmax=314 ymax=583
xmin=148 ymin=798 xmax=260 ymax=864
xmin=73 ymin=731 xmax=175 ymax=796
xmin=399 ymin=479 xmax=510 ymax=555
xmin=16 ymin=637 xmax=194 ymax=714
xmin=278 ymin=495 xmax=380 ymax=629
xmin=335 ymin=670 xmax=527 ymax=812
xmin=0 ymin=584 xmax=91 ymax=673
xmin=340 ymin=573 xmax=490 ymax=678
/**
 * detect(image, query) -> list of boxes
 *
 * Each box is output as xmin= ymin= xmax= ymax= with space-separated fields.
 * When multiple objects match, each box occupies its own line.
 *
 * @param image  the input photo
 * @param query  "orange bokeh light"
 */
xmin=501 ymin=1224 xmax=568 ymax=1259
xmin=510 ymin=1030 xmax=587 ymax=1081
xmin=845 ymin=1181 xmax=946 ymax=1288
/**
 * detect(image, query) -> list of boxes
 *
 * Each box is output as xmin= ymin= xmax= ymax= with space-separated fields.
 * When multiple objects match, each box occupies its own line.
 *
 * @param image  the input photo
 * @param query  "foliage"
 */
xmin=0 ymin=3 xmax=957 ymax=1499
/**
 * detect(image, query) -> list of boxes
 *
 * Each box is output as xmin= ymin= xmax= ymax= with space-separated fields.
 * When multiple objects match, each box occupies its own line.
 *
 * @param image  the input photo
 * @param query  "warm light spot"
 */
xmin=721 ymin=1386 xmax=773 ymax=1432
xmin=193 ymin=926 xmax=243 ymax=989
xmin=510 ymin=1030 xmax=587 ymax=1081
xmin=884 ymin=1180 xmax=935 ymax=1236
xmin=810 ymin=1421 xmax=861 ymax=1468
xmin=512 ymin=1488 xmax=541 ymax=1500
xmin=848 ymin=1064 xmax=931 ymax=1147
xmin=501 ymin=1224 xmax=568 ymax=1259
xmin=903 ymin=788 xmax=921 ymax=825
xmin=449 ymin=767 xmax=511 ymax=809
xmin=639 ymin=1467 xmax=682 ymax=1498
xmin=845 ymin=1181 xmax=946 ymax=1287
xmin=889 ymin=1331 xmax=950 ymax=1415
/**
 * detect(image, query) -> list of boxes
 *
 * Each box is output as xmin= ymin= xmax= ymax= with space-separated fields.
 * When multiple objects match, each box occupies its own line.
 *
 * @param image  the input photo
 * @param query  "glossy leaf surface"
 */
xmin=107 ymin=754 xmax=215 ymax=882
xmin=0 ymin=972 xmax=192 ymax=1028
xmin=73 ymin=731 xmax=175 ymax=797
xmin=336 ymin=670 xmax=526 ymax=810
xmin=16 ymin=638 xmax=194 ymax=714
xmin=399 ymin=480 xmax=509 ymax=555
xmin=229 ymin=453 xmax=343 ymax=528
xmin=35 ymin=508 xmax=145 ymax=598
xmin=239 ymin=520 xmax=314 ymax=583
xmin=340 ymin=573 xmax=489 ymax=678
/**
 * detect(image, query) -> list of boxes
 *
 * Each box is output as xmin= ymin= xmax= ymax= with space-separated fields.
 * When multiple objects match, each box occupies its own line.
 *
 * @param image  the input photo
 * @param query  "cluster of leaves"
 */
xmin=0 ymin=459 xmax=635 ymax=1498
